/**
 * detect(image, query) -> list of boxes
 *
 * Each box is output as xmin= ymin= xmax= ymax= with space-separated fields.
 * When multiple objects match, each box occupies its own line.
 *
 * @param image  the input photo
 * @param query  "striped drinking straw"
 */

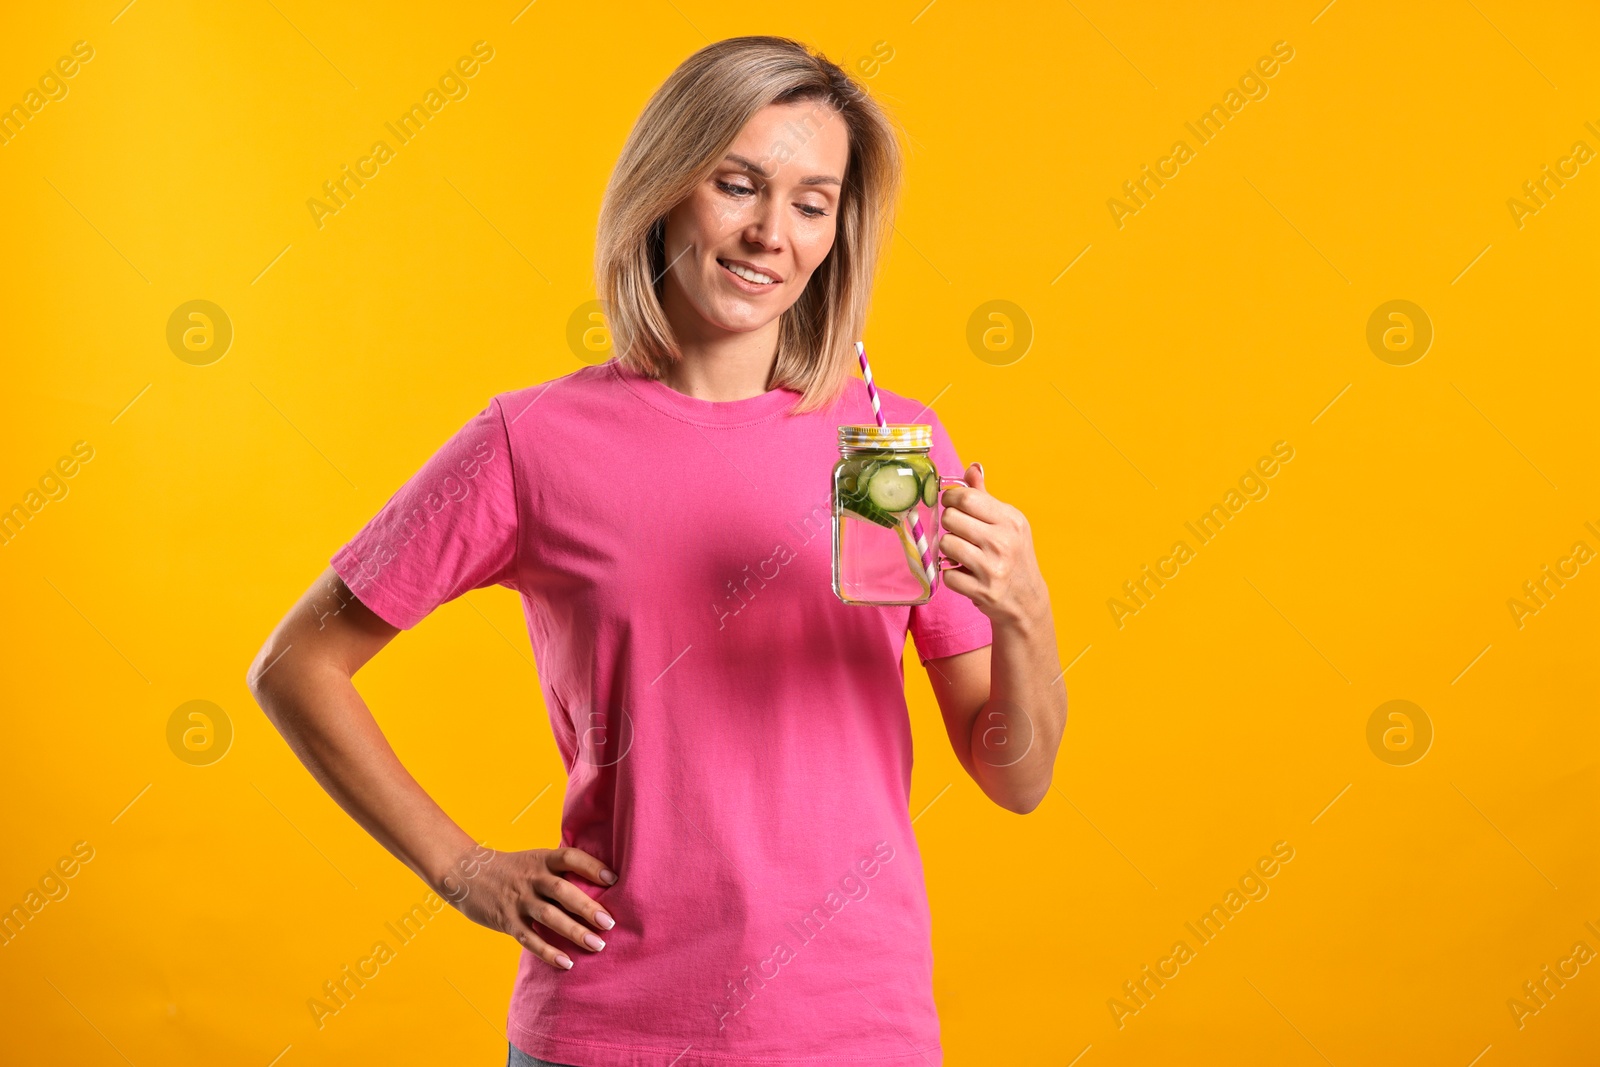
xmin=855 ymin=341 xmax=937 ymax=586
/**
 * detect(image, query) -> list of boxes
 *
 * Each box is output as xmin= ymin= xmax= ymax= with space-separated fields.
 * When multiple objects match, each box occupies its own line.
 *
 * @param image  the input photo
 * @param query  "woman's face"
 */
xmin=660 ymin=100 xmax=850 ymax=338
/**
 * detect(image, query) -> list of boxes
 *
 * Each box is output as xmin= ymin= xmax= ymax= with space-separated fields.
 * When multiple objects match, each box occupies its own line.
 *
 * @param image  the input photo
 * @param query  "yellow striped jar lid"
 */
xmin=838 ymin=424 xmax=932 ymax=449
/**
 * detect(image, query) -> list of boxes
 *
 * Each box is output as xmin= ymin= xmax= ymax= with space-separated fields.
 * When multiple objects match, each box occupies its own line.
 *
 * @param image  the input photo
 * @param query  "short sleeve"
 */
xmin=908 ymin=409 xmax=994 ymax=665
xmin=330 ymin=397 xmax=519 ymax=630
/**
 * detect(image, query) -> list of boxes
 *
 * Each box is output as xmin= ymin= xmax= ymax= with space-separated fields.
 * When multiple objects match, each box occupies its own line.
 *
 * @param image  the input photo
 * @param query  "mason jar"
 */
xmin=831 ymin=424 xmax=966 ymax=606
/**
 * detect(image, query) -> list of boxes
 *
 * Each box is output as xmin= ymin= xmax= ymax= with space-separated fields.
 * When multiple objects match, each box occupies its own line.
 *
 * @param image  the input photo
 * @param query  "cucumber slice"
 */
xmin=838 ymin=457 xmax=871 ymax=494
xmin=899 ymin=455 xmax=936 ymax=507
xmin=853 ymin=456 xmax=889 ymax=485
xmin=865 ymin=462 xmax=921 ymax=512
xmin=840 ymin=458 xmax=886 ymax=509
xmin=840 ymin=476 xmax=897 ymax=523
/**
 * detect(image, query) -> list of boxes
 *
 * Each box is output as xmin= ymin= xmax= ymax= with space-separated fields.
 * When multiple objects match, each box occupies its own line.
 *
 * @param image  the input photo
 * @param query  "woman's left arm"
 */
xmin=924 ymin=462 xmax=1066 ymax=814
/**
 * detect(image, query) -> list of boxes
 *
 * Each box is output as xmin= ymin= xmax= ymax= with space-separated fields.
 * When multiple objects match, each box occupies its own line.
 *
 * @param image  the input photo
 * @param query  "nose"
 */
xmin=741 ymin=192 xmax=784 ymax=253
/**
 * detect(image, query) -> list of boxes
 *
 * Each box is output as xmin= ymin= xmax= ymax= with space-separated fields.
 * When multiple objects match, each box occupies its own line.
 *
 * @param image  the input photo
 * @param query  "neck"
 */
xmin=659 ymin=288 xmax=782 ymax=402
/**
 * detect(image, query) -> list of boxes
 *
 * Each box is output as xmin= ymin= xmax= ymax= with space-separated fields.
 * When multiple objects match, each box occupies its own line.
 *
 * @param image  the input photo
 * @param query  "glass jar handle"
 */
xmin=932 ymin=475 xmax=971 ymax=572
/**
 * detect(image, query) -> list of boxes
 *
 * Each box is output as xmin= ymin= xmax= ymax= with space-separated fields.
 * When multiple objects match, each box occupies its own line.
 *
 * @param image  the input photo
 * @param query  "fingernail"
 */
xmin=555 ymin=953 xmax=573 ymax=969
xmin=594 ymin=910 xmax=615 ymax=930
xmin=584 ymin=933 xmax=606 ymax=951
xmin=600 ymin=868 xmax=617 ymax=885
xmin=975 ymin=462 xmax=984 ymax=477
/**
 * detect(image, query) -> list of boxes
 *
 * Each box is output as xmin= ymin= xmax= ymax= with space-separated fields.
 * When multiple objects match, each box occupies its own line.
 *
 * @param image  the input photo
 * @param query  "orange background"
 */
xmin=0 ymin=1 xmax=1596 ymax=1064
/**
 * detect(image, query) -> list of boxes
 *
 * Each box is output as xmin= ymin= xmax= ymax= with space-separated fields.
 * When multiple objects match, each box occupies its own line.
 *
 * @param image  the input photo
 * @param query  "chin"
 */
xmin=702 ymin=302 xmax=782 ymax=334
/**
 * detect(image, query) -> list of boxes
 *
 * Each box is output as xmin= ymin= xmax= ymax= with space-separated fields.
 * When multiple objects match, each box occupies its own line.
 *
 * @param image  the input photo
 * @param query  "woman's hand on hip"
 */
xmin=447 ymin=844 xmax=618 ymax=970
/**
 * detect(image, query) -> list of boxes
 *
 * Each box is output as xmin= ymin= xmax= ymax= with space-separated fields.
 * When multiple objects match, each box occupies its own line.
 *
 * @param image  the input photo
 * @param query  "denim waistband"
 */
xmin=506 ymin=1041 xmax=576 ymax=1067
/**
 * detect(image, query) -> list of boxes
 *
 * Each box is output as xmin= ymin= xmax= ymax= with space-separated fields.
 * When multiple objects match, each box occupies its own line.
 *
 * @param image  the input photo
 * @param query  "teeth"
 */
xmin=722 ymin=260 xmax=775 ymax=285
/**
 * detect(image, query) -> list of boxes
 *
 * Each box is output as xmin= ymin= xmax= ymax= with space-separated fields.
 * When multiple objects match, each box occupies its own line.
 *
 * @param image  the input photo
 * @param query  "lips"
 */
xmin=717 ymin=258 xmax=783 ymax=285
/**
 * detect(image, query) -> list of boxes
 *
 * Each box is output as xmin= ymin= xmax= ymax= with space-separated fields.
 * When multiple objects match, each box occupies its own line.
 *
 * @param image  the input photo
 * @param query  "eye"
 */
xmin=798 ymin=204 xmax=829 ymax=219
xmin=716 ymin=179 xmax=755 ymax=198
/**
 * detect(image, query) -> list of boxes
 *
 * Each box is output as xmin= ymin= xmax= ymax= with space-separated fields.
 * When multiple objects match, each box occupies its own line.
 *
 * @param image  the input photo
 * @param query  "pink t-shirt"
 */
xmin=331 ymin=356 xmax=993 ymax=1067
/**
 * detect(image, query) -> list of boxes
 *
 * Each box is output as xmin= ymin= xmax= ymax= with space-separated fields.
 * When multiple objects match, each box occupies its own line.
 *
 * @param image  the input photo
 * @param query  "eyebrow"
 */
xmin=724 ymin=153 xmax=842 ymax=187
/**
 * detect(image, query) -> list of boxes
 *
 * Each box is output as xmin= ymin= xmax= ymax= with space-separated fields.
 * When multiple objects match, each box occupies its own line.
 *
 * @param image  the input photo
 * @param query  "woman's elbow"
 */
xmin=245 ymin=634 xmax=294 ymax=708
xmin=997 ymin=789 xmax=1046 ymax=816
xmin=986 ymin=775 xmax=1051 ymax=816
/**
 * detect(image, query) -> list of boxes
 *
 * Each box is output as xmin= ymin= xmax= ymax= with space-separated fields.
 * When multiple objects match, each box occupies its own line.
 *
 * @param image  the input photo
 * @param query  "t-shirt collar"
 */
xmin=608 ymin=356 xmax=802 ymax=427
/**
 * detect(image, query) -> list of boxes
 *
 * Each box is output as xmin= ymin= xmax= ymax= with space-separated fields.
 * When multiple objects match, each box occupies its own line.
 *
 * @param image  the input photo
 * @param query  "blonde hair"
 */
xmin=595 ymin=36 xmax=903 ymax=415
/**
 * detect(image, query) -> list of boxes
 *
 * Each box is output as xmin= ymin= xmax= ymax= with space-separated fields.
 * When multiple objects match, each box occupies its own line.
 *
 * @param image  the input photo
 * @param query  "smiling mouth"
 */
xmin=717 ymin=259 xmax=780 ymax=286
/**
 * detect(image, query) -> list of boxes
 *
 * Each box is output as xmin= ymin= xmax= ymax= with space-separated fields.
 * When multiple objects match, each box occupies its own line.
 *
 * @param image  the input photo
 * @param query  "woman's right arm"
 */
xmin=245 ymin=565 xmax=618 ymax=970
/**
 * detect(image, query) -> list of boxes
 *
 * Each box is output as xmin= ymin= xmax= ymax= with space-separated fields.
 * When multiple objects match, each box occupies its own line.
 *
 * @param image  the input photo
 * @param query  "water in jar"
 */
xmin=833 ymin=451 xmax=940 ymax=605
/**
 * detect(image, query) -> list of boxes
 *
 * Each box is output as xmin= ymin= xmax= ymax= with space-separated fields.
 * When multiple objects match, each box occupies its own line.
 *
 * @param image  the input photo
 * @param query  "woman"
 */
xmin=249 ymin=35 xmax=1065 ymax=1067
